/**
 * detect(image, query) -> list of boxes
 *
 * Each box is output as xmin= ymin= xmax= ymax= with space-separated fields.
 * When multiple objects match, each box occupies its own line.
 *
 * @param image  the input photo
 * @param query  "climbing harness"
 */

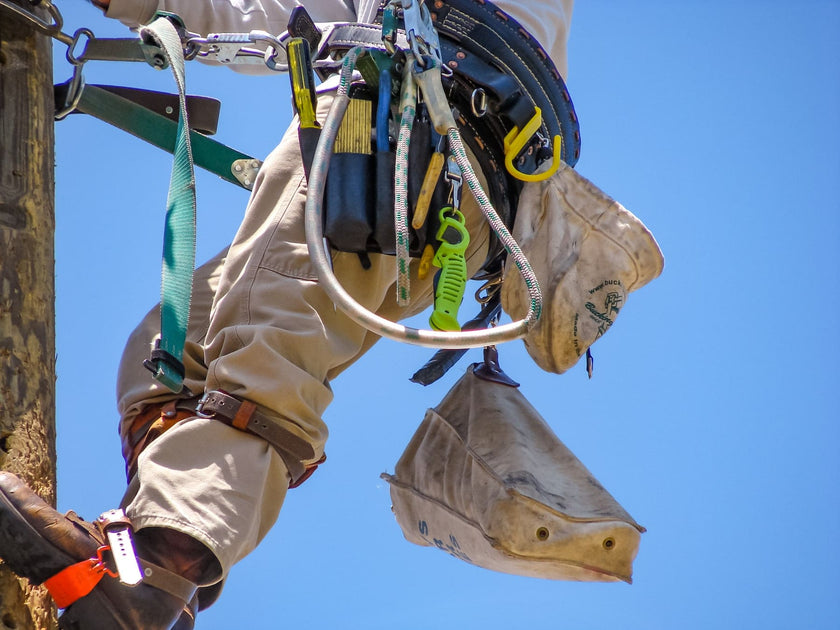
xmin=4 ymin=0 xmax=583 ymax=385
xmin=299 ymin=0 xmax=583 ymax=350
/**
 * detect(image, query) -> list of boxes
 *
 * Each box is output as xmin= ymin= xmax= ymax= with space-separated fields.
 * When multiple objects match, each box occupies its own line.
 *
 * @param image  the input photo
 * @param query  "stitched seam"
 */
xmin=444 ymin=9 xmax=550 ymax=112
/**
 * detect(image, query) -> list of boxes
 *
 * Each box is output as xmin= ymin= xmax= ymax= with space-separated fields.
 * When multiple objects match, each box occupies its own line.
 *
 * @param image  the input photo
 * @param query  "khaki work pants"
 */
xmin=116 ymin=92 xmax=490 ymax=576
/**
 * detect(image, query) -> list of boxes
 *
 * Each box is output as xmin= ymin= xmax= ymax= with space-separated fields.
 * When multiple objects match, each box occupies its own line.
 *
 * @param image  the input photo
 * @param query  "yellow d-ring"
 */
xmin=503 ymin=106 xmax=563 ymax=182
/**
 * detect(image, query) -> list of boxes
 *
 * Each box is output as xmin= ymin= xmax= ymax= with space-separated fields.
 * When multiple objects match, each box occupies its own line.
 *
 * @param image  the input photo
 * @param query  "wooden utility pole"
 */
xmin=0 ymin=0 xmax=59 ymax=628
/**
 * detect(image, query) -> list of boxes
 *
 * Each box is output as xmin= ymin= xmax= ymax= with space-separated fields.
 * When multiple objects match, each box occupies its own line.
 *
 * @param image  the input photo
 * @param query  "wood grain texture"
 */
xmin=0 ymin=1 xmax=58 ymax=628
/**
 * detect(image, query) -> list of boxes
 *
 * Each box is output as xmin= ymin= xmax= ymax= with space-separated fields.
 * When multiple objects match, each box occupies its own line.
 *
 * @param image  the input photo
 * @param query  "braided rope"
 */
xmin=394 ymin=57 xmax=416 ymax=306
xmin=447 ymin=129 xmax=542 ymax=323
xmin=338 ymin=47 xmax=361 ymax=94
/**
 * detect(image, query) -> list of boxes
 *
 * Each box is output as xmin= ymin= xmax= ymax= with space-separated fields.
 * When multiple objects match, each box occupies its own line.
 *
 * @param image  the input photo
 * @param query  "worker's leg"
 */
xmin=121 ymin=91 xmax=489 ymax=577
xmin=0 ymin=92 xmax=491 ymax=627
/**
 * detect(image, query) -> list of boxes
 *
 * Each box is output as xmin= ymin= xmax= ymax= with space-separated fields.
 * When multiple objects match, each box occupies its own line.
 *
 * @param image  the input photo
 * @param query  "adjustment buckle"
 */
xmin=194 ymin=392 xmax=213 ymax=418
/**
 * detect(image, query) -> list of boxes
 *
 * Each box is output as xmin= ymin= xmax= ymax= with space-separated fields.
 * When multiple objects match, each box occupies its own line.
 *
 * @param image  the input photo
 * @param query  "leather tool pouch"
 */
xmin=324 ymin=152 xmax=375 ymax=253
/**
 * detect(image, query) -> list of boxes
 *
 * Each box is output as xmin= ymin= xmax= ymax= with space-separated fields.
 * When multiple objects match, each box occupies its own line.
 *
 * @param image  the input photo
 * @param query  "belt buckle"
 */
xmin=194 ymin=392 xmax=213 ymax=418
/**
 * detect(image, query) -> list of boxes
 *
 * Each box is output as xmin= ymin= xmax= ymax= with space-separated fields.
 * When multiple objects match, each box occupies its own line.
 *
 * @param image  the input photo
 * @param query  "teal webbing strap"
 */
xmin=140 ymin=16 xmax=195 ymax=393
xmin=72 ymin=84 xmax=258 ymax=190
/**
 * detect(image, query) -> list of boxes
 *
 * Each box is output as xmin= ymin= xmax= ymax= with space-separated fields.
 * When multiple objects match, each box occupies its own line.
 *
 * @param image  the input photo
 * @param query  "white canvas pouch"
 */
xmin=502 ymin=163 xmax=664 ymax=373
xmin=382 ymin=366 xmax=645 ymax=583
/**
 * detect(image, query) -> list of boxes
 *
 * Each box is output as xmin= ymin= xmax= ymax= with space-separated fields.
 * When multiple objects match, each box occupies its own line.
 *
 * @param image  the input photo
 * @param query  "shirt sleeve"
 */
xmin=106 ymin=0 xmax=357 ymax=34
xmin=103 ymin=0 xmax=572 ymax=78
xmin=491 ymin=0 xmax=574 ymax=79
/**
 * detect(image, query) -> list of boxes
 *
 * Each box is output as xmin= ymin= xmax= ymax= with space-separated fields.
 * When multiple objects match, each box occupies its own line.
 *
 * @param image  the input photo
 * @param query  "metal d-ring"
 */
xmin=470 ymin=88 xmax=487 ymax=118
xmin=66 ymin=27 xmax=94 ymax=65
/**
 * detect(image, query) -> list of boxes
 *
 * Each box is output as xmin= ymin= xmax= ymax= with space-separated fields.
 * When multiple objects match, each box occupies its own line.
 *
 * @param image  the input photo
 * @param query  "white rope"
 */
xmin=394 ymin=55 xmax=416 ymax=306
xmin=447 ymin=129 xmax=542 ymax=323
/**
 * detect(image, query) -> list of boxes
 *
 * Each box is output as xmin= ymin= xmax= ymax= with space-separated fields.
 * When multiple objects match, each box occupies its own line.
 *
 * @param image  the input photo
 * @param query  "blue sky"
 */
xmin=49 ymin=1 xmax=839 ymax=628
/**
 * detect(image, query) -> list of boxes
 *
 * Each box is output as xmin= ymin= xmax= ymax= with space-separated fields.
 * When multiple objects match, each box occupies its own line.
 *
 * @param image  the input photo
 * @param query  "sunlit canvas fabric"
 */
xmin=383 ymin=367 xmax=644 ymax=582
xmin=502 ymin=163 xmax=664 ymax=373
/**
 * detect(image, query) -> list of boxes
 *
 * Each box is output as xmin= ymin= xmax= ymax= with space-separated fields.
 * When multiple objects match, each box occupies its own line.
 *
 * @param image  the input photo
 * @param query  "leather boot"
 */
xmin=0 ymin=471 xmax=205 ymax=630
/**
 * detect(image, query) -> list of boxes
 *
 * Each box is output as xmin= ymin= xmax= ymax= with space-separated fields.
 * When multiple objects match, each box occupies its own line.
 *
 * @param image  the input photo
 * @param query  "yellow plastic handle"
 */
xmin=413 ymin=151 xmax=445 ymax=230
xmin=288 ymin=38 xmax=319 ymax=129
xmin=503 ymin=106 xmax=562 ymax=182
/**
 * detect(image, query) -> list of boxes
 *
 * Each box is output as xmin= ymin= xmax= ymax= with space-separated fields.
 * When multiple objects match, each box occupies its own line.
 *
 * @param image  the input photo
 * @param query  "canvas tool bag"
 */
xmin=502 ymin=163 xmax=664 ymax=374
xmin=382 ymin=366 xmax=645 ymax=583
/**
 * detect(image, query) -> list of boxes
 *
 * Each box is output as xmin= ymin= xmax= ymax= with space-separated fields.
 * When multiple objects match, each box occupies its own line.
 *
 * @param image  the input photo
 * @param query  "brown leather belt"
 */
xmin=121 ymin=392 xmax=323 ymax=488
xmin=194 ymin=391 xmax=320 ymax=486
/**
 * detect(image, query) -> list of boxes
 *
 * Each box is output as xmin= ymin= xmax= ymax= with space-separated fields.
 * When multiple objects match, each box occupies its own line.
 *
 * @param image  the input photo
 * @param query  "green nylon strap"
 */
xmin=72 ymin=85 xmax=257 ymax=189
xmin=140 ymin=16 xmax=196 ymax=393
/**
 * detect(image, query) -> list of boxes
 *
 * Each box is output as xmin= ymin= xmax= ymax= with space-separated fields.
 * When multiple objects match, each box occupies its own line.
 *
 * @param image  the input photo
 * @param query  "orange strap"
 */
xmin=232 ymin=399 xmax=256 ymax=431
xmin=44 ymin=557 xmax=108 ymax=609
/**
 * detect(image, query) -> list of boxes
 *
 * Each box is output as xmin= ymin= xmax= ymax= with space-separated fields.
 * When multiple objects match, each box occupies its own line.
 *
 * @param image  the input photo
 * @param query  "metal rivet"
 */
xmin=456 ymin=51 xmax=466 ymax=60
xmin=603 ymin=537 xmax=616 ymax=550
xmin=165 ymin=106 xmax=174 ymax=115
xmin=448 ymin=60 xmax=458 ymax=69
xmin=536 ymin=527 xmax=550 ymax=541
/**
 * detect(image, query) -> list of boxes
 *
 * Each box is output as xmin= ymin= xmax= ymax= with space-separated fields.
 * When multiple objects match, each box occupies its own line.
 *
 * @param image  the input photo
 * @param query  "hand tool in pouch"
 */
xmin=323 ymin=85 xmax=375 ymax=256
xmin=288 ymin=37 xmax=320 ymax=179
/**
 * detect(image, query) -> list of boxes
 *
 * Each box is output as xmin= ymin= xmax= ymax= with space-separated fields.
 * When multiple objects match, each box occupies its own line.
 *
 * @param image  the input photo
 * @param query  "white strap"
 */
xmin=354 ymin=0 xmax=382 ymax=24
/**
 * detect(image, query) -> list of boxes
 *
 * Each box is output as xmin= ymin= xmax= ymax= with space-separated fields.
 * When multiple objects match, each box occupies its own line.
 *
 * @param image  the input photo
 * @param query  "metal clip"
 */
xmin=470 ymin=88 xmax=487 ymax=118
xmin=381 ymin=3 xmax=399 ymax=55
xmin=444 ymin=154 xmax=462 ymax=210
xmin=475 ymin=274 xmax=503 ymax=304
xmin=189 ymin=30 xmax=287 ymax=70
xmin=401 ymin=0 xmax=441 ymax=69
xmin=194 ymin=33 xmax=264 ymax=64
xmin=66 ymin=27 xmax=94 ymax=66
xmin=55 ymin=63 xmax=85 ymax=121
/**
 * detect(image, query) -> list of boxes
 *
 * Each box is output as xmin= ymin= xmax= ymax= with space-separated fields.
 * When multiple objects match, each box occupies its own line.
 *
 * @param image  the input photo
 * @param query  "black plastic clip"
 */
xmin=143 ymin=339 xmax=186 ymax=381
xmin=473 ymin=346 xmax=519 ymax=388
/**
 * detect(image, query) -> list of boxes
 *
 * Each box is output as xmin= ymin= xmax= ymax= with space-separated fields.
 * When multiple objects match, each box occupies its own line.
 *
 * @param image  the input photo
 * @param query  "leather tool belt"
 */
xmin=294 ymin=0 xmax=580 ymax=272
xmin=121 ymin=392 xmax=324 ymax=488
